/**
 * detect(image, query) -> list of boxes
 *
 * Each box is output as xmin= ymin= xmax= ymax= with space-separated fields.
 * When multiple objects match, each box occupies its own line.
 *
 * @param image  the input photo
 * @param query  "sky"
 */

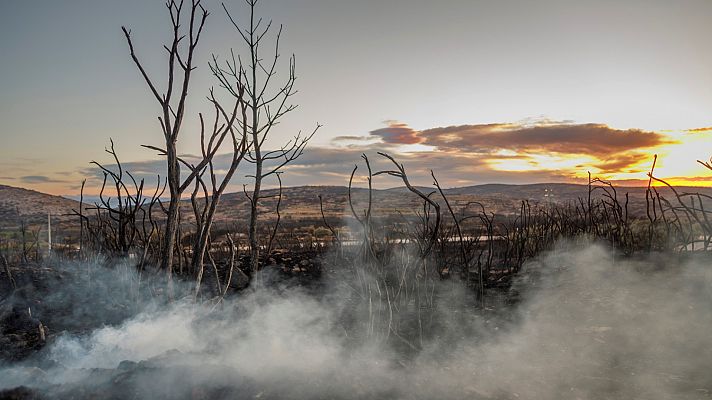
xmin=1 ymin=0 xmax=712 ymax=195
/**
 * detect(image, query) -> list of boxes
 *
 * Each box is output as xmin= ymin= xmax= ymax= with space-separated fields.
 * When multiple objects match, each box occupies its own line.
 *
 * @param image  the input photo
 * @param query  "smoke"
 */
xmin=424 ymin=245 xmax=712 ymax=399
xmin=1 ymin=243 xmax=712 ymax=399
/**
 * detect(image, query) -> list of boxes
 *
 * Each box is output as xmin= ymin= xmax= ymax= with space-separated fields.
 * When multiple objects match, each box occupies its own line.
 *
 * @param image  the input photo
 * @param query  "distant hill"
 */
xmin=3 ymin=182 xmax=712 ymax=233
xmin=447 ymin=182 xmax=712 ymax=203
xmin=184 ymin=182 xmax=712 ymax=228
xmin=0 ymin=184 xmax=81 ymax=230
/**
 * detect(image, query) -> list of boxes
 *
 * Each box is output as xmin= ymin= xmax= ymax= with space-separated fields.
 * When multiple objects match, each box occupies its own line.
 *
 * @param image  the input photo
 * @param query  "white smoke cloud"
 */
xmin=2 ymin=243 xmax=711 ymax=399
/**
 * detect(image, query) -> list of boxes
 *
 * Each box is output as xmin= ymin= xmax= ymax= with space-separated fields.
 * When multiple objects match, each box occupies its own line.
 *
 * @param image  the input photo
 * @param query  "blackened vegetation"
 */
xmin=0 ymin=257 xmax=177 ymax=363
xmin=4 ymin=147 xmax=711 ymax=358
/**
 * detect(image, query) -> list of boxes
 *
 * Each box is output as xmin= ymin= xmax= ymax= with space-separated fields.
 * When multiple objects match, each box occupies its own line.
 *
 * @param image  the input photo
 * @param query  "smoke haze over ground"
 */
xmin=1 ymin=243 xmax=711 ymax=399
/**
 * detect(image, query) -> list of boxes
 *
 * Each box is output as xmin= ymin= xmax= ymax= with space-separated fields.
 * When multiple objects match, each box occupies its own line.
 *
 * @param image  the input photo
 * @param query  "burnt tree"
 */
xmin=215 ymin=0 xmax=320 ymax=274
xmin=122 ymin=1 xmax=236 ymax=276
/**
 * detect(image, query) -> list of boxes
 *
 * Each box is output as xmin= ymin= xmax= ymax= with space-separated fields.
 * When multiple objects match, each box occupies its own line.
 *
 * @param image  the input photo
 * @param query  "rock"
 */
xmin=117 ymin=360 xmax=138 ymax=371
xmin=0 ymin=386 xmax=44 ymax=400
xmin=0 ymin=304 xmax=48 ymax=361
xmin=228 ymin=268 xmax=250 ymax=291
xmin=0 ymin=368 xmax=48 ymax=395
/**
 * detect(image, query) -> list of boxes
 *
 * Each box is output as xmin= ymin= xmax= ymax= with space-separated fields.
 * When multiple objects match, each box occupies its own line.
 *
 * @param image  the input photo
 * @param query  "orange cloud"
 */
xmin=685 ymin=126 xmax=712 ymax=133
xmin=369 ymin=121 xmax=423 ymax=145
xmin=72 ymin=120 xmax=692 ymax=195
xmin=419 ymin=123 xmax=672 ymax=157
xmin=595 ymin=153 xmax=651 ymax=173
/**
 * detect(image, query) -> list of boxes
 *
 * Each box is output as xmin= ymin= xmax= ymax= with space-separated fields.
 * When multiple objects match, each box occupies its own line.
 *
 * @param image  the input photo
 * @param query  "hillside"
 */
xmin=3 ymin=182 xmax=712 ymax=234
xmin=0 ymin=184 xmax=81 ymax=230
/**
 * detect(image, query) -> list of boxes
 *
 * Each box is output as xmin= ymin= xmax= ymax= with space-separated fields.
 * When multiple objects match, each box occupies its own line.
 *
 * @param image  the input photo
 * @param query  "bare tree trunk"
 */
xmin=162 ymin=194 xmax=180 ymax=274
xmin=161 ymin=146 xmax=181 ymax=273
xmin=247 ymin=1 xmax=263 ymax=275
xmin=79 ymin=179 xmax=85 ymax=257
xmin=122 ymin=0 xmax=209 ymax=276
xmin=249 ymin=163 xmax=262 ymax=274
xmin=1 ymin=254 xmax=16 ymax=290
xmin=220 ymin=0 xmax=319 ymax=277
xmin=192 ymin=197 xmax=222 ymax=293
xmin=190 ymin=89 xmax=247 ymax=295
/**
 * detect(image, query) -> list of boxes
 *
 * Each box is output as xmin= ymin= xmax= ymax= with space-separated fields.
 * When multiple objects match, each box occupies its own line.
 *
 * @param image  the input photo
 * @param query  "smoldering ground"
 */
xmin=1 ymin=243 xmax=712 ymax=400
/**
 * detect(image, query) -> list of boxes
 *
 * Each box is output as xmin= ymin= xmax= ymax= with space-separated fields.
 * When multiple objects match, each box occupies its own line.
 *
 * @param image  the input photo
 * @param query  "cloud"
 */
xmin=76 ymin=120 xmax=678 ymax=194
xmin=685 ymin=126 xmax=712 ymax=133
xmin=285 ymin=148 xmax=576 ymax=187
xmin=80 ymin=159 xmax=167 ymax=184
xmin=594 ymin=153 xmax=651 ymax=173
xmin=369 ymin=121 xmax=422 ymax=145
xmin=79 ymin=145 xmax=577 ymax=194
xmin=418 ymin=123 xmax=671 ymax=157
xmin=331 ymin=135 xmax=375 ymax=143
xmin=649 ymin=175 xmax=712 ymax=185
xmin=20 ymin=175 xmax=68 ymax=184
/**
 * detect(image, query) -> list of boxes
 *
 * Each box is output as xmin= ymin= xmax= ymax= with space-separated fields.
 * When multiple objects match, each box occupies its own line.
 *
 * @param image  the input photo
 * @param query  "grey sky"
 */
xmin=1 ymin=0 xmax=711 ymax=193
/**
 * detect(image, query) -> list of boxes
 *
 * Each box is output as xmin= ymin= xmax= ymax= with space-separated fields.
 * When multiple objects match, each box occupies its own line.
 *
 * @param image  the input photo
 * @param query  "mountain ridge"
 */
xmin=3 ymin=182 xmax=712 ymax=231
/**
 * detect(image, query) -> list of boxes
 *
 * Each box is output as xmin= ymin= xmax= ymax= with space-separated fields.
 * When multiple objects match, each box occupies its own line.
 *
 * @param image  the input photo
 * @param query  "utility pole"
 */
xmin=47 ymin=212 xmax=52 ymax=257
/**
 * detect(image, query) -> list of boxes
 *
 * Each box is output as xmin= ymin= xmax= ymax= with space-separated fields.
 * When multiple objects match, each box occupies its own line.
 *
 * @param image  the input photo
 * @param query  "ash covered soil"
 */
xmin=2 ymin=246 xmax=712 ymax=400
xmin=0 ymin=255 xmax=332 ymax=400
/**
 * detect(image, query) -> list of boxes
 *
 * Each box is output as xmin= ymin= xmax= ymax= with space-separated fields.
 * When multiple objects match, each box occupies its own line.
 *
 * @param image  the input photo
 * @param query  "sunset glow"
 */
xmin=1 ymin=1 xmax=711 ymax=195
